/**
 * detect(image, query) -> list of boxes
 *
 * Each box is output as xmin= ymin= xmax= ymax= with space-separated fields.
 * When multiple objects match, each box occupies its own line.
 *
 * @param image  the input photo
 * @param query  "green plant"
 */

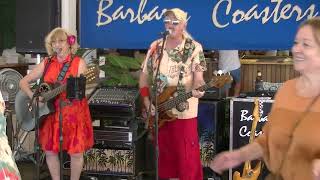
xmin=100 ymin=54 xmax=144 ymax=86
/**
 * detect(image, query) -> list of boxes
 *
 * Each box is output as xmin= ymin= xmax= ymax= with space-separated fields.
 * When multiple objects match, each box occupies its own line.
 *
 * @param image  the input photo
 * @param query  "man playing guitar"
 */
xmin=139 ymin=8 xmax=206 ymax=180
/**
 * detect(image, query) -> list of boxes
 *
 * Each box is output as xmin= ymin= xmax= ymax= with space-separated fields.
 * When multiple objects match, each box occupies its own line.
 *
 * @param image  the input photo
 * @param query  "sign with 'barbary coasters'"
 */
xmin=80 ymin=0 xmax=319 ymax=49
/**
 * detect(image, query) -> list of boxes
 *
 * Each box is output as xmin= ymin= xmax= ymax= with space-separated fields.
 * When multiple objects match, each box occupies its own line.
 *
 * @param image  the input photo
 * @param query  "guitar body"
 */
xmin=15 ymin=90 xmax=55 ymax=131
xmin=148 ymin=86 xmax=178 ymax=130
xmin=15 ymin=65 xmax=98 ymax=132
xmin=147 ymin=73 xmax=233 ymax=131
xmin=233 ymin=161 xmax=261 ymax=180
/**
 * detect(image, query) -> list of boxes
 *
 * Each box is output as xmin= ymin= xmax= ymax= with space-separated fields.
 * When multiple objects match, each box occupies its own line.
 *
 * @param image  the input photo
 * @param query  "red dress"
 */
xmin=39 ymin=55 xmax=94 ymax=154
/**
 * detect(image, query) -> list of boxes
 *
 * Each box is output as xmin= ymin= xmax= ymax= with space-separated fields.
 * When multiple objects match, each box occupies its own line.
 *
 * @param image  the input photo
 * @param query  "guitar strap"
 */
xmin=39 ymin=56 xmax=54 ymax=84
xmin=38 ymin=54 xmax=74 ymax=84
xmin=175 ymin=38 xmax=194 ymax=112
xmin=152 ymin=38 xmax=193 ymax=93
xmin=56 ymin=54 xmax=75 ymax=82
xmin=177 ymin=38 xmax=193 ymax=93
xmin=29 ymin=56 xmax=54 ymax=108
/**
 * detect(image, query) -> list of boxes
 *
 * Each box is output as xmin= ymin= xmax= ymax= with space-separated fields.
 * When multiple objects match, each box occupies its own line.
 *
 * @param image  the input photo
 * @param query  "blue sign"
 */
xmin=80 ymin=0 xmax=319 ymax=50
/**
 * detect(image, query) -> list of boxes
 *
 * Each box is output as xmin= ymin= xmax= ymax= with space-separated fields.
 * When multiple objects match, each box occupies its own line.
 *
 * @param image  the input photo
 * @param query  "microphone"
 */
xmin=161 ymin=30 xmax=171 ymax=36
xmin=53 ymin=47 xmax=61 ymax=55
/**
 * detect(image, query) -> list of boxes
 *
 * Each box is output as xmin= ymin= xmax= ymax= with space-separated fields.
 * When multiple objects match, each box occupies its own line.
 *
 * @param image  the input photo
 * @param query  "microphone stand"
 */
xmin=35 ymin=95 xmax=41 ymax=180
xmin=30 ymin=55 xmax=53 ymax=180
xmin=29 ymin=86 xmax=42 ymax=180
xmin=151 ymin=32 xmax=168 ymax=180
xmin=58 ymin=98 xmax=70 ymax=180
xmin=61 ymin=75 xmax=86 ymax=180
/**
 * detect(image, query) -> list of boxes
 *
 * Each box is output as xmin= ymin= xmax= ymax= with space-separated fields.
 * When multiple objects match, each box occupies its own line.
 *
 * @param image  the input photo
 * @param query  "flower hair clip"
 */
xmin=67 ymin=35 xmax=76 ymax=45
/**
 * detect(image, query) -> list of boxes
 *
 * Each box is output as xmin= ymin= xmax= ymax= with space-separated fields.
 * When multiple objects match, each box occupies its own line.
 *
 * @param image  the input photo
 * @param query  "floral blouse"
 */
xmin=0 ymin=91 xmax=21 ymax=179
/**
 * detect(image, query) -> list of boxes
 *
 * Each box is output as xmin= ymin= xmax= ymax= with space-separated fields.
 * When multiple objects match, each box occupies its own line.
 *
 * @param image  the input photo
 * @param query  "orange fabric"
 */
xmin=39 ymin=55 xmax=94 ymax=154
xmin=255 ymin=78 xmax=320 ymax=180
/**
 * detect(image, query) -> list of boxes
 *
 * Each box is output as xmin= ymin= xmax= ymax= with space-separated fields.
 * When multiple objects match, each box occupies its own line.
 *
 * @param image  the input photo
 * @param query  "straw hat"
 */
xmin=164 ymin=8 xmax=188 ymax=22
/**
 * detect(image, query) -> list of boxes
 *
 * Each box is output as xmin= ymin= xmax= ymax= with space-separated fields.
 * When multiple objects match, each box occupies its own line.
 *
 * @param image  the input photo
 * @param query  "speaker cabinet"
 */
xmin=198 ymin=99 xmax=228 ymax=178
xmin=16 ymin=0 xmax=60 ymax=53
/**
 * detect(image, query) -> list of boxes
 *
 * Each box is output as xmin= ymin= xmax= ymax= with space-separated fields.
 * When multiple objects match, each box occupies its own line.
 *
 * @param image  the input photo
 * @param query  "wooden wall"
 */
xmin=240 ymin=60 xmax=300 ymax=92
xmin=203 ymin=59 xmax=218 ymax=82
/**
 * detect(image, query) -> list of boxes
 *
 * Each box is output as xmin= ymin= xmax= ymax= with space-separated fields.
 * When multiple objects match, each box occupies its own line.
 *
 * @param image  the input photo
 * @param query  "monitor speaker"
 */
xmin=16 ymin=0 xmax=60 ymax=53
xmin=197 ymin=99 xmax=228 ymax=178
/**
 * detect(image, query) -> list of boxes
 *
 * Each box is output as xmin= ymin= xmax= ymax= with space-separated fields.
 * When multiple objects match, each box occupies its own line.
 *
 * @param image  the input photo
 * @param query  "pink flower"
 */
xmin=67 ymin=35 xmax=76 ymax=45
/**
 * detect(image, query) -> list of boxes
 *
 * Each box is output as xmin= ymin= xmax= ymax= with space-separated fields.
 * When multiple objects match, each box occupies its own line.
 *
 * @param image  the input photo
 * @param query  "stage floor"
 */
xmin=17 ymin=160 xmax=154 ymax=180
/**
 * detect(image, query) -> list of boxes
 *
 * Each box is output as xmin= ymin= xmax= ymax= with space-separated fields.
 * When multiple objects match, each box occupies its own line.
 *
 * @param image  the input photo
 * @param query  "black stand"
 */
xmin=150 ymin=32 xmax=168 ymax=180
xmin=30 ymin=83 xmax=69 ymax=180
xmin=34 ymin=95 xmax=41 ymax=180
xmin=29 ymin=86 xmax=43 ymax=180
xmin=58 ymin=99 xmax=70 ymax=180
xmin=59 ymin=75 xmax=86 ymax=180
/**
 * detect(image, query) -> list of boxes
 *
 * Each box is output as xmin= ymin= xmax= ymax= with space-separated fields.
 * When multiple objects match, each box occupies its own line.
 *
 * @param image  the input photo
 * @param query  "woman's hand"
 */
xmin=192 ymin=89 xmax=205 ymax=98
xmin=312 ymin=159 xmax=320 ymax=180
xmin=0 ymin=92 xmax=5 ymax=114
xmin=210 ymin=150 xmax=243 ymax=174
xmin=0 ymin=101 xmax=5 ymax=115
xmin=30 ymin=95 xmax=45 ymax=108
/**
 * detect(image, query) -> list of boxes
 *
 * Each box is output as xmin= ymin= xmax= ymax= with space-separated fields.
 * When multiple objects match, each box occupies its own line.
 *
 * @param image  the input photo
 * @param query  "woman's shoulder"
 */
xmin=278 ymin=78 xmax=298 ymax=92
xmin=273 ymin=78 xmax=298 ymax=102
xmin=73 ymin=55 xmax=82 ymax=61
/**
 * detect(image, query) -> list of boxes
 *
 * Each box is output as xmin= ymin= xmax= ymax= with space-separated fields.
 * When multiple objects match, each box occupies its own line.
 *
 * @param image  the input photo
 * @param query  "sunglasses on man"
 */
xmin=163 ymin=19 xmax=180 ymax=26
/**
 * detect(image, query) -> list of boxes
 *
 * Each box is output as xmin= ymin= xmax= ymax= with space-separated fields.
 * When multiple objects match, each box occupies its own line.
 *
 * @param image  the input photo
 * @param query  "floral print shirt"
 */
xmin=141 ymin=38 xmax=206 ymax=119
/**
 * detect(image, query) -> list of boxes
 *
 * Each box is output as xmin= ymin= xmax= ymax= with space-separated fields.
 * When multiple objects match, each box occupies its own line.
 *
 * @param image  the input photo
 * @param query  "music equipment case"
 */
xmin=197 ymin=98 xmax=228 ymax=179
xmin=229 ymin=97 xmax=273 ymax=180
xmin=83 ymin=87 xmax=145 ymax=178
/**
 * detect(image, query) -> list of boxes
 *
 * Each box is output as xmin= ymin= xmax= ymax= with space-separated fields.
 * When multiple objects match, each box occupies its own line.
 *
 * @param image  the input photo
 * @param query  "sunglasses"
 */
xmin=163 ymin=19 xmax=180 ymax=26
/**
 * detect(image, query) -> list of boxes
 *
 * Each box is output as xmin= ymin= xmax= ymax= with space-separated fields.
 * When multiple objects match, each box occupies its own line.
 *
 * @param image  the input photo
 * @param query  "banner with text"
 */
xmin=80 ymin=0 xmax=319 ymax=50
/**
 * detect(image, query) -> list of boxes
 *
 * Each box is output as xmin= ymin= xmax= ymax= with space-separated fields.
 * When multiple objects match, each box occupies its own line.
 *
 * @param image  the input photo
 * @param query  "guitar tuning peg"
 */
xmin=217 ymin=70 xmax=223 ymax=76
xmin=213 ymin=69 xmax=224 ymax=76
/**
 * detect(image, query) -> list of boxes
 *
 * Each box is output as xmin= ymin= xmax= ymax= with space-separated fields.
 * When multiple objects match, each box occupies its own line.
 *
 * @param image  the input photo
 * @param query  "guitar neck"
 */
xmin=177 ymin=84 xmax=209 ymax=102
xmin=249 ymin=99 xmax=260 ymax=142
xmin=42 ymin=84 xmax=66 ymax=101
xmin=160 ymin=84 xmax=209 ymax=112
xmin=39 ymin=66 xmax=97 ymax=102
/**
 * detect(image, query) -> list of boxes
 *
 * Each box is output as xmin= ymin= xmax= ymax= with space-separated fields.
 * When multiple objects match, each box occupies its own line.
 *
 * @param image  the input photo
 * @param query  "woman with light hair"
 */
xmin=19 ymin=27 xmax=94 ymax=180
xmin=139 ymin=8 xmax=206 ymax=180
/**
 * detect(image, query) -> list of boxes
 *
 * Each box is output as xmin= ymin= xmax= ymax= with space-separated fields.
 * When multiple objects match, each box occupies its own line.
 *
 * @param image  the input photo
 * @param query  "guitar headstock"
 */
xmin=253 ymin=98 xmax=260 ymax=120
xmin=84 ymin=64 xmax=99 ymax=84
xmin=207 ymin=70 xmax=233 ymax=88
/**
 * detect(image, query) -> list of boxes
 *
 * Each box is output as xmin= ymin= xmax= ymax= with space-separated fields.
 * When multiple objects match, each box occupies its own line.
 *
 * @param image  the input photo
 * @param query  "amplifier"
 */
xmin=88 ymin=87 xmax=139 ymax=118
xmin=93 ymin=127 xmax=133 ymax=150
xmin=80 ymin=122 xmax=147 ymax=178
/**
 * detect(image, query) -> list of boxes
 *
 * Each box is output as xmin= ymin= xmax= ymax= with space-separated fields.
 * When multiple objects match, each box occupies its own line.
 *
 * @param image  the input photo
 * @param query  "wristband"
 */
xmin=140 ymin=87 xmax=150 ymax=97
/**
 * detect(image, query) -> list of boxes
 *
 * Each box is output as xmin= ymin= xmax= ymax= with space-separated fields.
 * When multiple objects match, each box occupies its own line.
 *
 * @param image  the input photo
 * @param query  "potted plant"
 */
xmin=100 ymin=54 xmax=144 ymax=87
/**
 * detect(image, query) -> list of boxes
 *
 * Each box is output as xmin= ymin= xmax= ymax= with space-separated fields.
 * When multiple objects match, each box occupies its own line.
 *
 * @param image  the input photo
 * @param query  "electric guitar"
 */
xmin=233 ymin=98 xmax=262 ymax=180
xmin=147 ymin=73 xmax=232 ymax=131
xmin=15 ymin=65 xmax=98 ymax=132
